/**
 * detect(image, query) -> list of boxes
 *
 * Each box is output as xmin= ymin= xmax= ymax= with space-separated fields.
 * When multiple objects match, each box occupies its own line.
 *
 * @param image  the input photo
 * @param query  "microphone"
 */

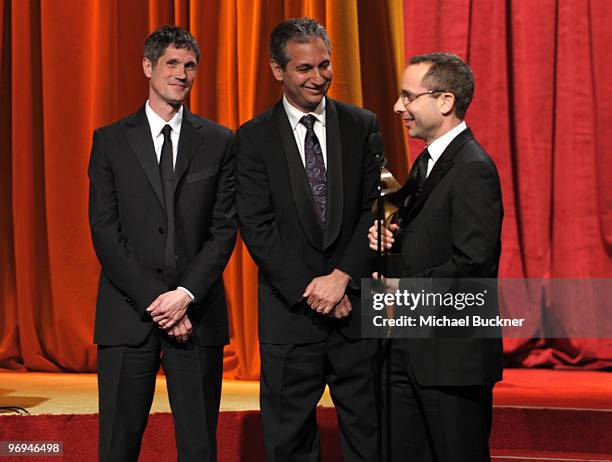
xmin=369 ymin=132 xmax=383 ymax=154
xmin=369 ymin=132 xmax=387 ymax=167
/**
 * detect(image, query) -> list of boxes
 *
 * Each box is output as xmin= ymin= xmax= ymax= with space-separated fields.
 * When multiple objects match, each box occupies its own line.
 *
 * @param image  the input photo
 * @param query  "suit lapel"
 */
xmin=324 ymin=97 xmax=343 ymax=249
xmin=403 ymin=128 xmax=474 ymax=224
xmin=124 ymin=107 xmax=165 ymax=209
xmin=174 ymin=108 xmax=205 ymax=192
xmin=274 ymin=101 xmax=324 ymax=250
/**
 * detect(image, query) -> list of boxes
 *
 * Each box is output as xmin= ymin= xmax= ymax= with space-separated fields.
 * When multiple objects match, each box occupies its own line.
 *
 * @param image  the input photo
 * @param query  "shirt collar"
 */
xmin=145 ymin=100 xmax=184 ymax=138
xmin=427 ymin=121 xmax=467 ymax=163
xmin=282 ymin=95 xmax=326 ymax=131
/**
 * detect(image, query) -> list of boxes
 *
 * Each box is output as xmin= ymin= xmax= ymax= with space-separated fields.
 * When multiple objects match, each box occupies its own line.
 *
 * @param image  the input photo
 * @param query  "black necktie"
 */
xmin=160 ymin=125 xmax=176 ymax=270
xmin=413 ymin=147 xmax=430 ymax=193
xmin=300 ymin=115 xmax=327 ymax=224
xmin=402 ymin=148 xmax=431 ymax=213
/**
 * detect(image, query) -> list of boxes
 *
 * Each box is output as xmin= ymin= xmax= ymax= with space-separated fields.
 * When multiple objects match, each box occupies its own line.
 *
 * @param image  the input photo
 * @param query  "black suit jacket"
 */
xmin=395 ymin=127 xmax=504 ymax=387
xmin=88 ymin=106 xmax=236 ymax=347
xmin=236 ymin=97 xmax=379 ymax=344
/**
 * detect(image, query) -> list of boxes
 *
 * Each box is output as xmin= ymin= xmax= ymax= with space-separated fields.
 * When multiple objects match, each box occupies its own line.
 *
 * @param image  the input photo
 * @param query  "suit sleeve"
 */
xmin=178 ymin=131 xmax=237 ymax=300
xmin=336 ymin=114 xmax=380 ymax=285
xmin=414 ymin=160 xmax=503 ymax=278
xmin=88 ymin=129 xmax=169 ymax=316
xmin=235 ymin=127 xmax=316 ymax=306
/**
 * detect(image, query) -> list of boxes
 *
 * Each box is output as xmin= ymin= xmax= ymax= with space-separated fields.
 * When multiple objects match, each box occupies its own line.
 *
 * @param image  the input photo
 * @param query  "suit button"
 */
xmin=155 ymin=267 xmax=163 ymax=274
xmin=158 ymin=227 xmax=165 ymax=234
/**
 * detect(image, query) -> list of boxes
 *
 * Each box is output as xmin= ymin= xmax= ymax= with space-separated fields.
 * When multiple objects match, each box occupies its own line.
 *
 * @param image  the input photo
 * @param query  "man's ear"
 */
xmin=439 ymin=92 xmax=456 ymax=116
xmin=270 ymin=59 xmax=284 ymax=83
xmin=143 ymin=58 xmax=152 ymax=78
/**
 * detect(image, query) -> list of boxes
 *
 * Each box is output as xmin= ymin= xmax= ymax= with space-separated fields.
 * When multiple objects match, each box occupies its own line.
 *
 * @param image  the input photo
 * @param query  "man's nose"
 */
xmin=311 ymin=69 xmax=327 ymax=84
xmin=393 ymin=97 xmax=404 ymax=114
xmin=174 ymin=65 xmax=187 ymax=79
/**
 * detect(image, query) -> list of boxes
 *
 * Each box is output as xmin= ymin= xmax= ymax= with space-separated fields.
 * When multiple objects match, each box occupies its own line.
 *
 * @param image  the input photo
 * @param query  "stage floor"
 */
xmin=1 ymin=369 xmax=610 ymax=416
xmin=0 ymin=372 xmax=334 ymax=415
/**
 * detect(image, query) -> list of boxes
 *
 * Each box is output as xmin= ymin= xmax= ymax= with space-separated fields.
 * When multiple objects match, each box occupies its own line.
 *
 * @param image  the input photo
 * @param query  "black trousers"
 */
xmin=259 ymin=331 xmax=381 ymax=462
xmin=382 ymin=339 xmax=493 ymax=462
xmin=97 ymin=328 xmax=223 ymax=462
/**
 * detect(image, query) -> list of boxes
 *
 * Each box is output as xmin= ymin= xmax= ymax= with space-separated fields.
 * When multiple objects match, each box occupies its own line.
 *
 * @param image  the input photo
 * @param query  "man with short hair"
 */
xmin=236 ymin=17 xmax=381 ymax=462
xmin=369 ymin=53 xmax=504 ymax=461
xmin=88 ymin=25 xmax=236 ymax=461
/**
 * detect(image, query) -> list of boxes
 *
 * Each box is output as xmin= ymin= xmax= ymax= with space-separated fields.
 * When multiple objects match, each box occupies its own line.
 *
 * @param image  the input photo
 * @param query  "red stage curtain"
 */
xmin=0 ymin=0 xmax=406 ymax=378
xmin=403 ymin=0 xmax=612 ymax=368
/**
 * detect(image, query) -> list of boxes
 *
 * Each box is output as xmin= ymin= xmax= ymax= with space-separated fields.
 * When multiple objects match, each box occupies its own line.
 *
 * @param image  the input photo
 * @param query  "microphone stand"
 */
xmin=374 ymin=152 xmax=390 ymax=462
xmin=373 ymin=150 xmax=403 ymax=462
xmin=369 ymin=133 xmax=402 ymax=461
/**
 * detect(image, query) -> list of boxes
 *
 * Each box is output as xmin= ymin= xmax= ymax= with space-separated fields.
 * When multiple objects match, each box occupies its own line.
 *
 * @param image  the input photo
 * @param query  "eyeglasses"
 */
xmin=399 ymin=89 xmax=446 ymax=106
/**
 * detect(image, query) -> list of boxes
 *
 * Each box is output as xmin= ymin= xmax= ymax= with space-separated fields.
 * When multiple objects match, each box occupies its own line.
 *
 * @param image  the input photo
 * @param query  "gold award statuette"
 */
xmin=373 ymin=167 xmax=403 ymax=228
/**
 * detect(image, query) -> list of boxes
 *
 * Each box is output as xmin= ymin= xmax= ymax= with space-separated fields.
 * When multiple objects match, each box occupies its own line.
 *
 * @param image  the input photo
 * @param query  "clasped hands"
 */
xmin=144 ymin=223 xmax=399 ymax=339
xmin=146 ymin=289 xmax=193 ymax=343
xmin=303 ymin=269 xmax=352 ymax=319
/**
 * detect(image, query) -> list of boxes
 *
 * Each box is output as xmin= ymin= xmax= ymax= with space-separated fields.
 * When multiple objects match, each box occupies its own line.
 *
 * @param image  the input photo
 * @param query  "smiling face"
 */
xmin=143 ymin=44 xmax=198 ymax=111
xmin=394 ymin=63 xmax=452 ymax=144
xmin=270 ymin=37 xmax=332 ymax=112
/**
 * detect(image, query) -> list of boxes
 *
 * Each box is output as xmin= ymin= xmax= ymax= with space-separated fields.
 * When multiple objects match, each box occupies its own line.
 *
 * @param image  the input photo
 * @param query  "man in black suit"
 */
xmin=88 ymin=25 xmax=236 ymax=462
xmin=369 ymin=53 xmax=504 ymax=461
xmin=236 ymin=18 xmax=381 ymax=462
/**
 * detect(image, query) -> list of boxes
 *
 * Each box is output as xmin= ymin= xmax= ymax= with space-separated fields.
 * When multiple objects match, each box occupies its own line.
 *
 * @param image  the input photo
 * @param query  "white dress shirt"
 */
xmin=144 ymin=101 xmax=194 ymax=302
xmin=425 ymin=121 xmax=467 ymax=177
xmin=145 ymin=101 xmax=183 ymax=168
xmin=282 ymin=95 xmax=328 ymax=168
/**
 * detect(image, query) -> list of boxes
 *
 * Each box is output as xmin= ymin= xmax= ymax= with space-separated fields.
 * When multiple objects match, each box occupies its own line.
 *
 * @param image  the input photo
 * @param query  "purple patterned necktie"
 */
xmin=300 ymin=114 xmax=327 ymax=224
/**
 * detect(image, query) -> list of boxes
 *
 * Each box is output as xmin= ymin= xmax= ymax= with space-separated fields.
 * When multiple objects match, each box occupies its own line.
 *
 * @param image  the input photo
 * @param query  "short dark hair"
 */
xmin=144 ymin=25 xmax=200 ymax=66
xmin=409 ymin=52 xmax=474 ymax=119
xmin=270 ymin=18 xmax=331 ymax=69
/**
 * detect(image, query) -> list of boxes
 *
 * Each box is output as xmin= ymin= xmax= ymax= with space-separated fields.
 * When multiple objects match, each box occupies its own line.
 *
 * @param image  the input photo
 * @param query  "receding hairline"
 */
xmin=272 ymin=36 xmax=331 ymax=61
xmin=156 ymin=43 xmax=198 ymax=57
xmin=402 ymin=62 xmax=433 ymax=85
